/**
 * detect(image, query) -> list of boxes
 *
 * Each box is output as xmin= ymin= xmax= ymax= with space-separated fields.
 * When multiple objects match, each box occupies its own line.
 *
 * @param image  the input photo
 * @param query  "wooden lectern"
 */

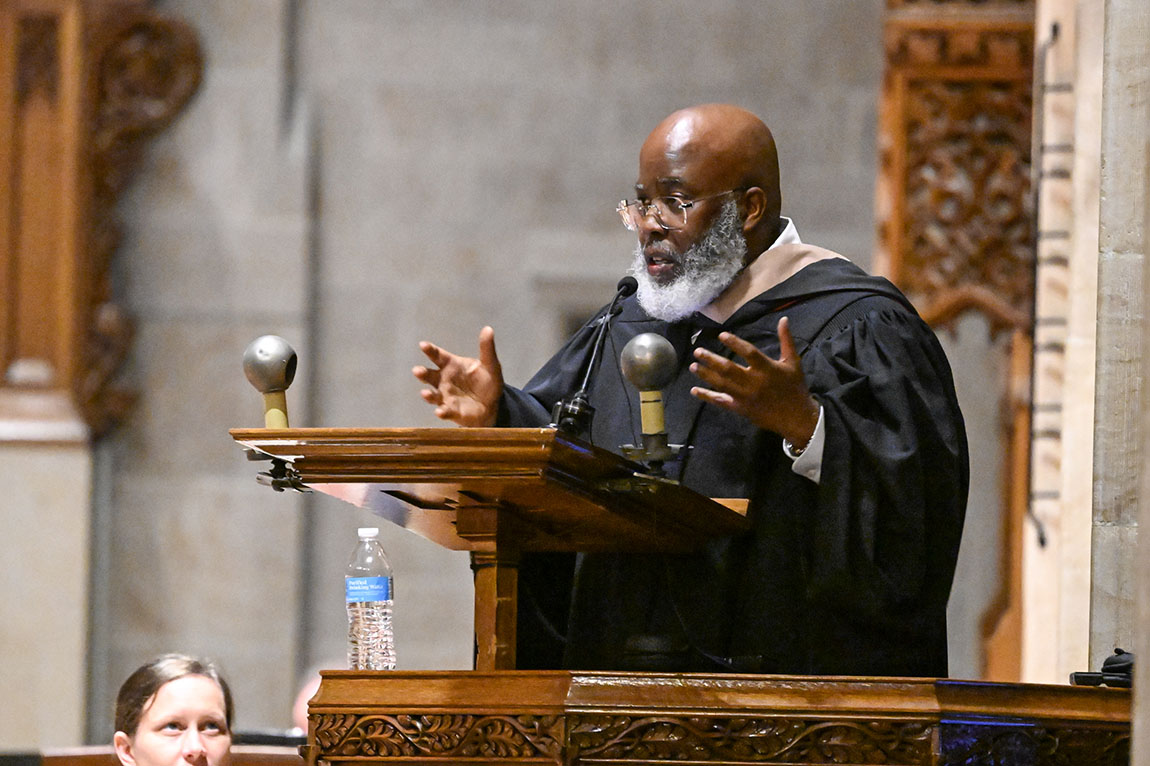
xmin=231 ymin=427 xmax=1130 ymax=766
xmin=229 ymin=426 xmax=749 ymax=670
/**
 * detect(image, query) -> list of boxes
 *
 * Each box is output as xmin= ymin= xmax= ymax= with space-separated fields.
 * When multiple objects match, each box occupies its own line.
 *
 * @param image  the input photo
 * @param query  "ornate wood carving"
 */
xmin=307 ymin=712 xmax=1135 ymax=765
xmin=887 ymin=26 xmax=1034 ymax=70
xmin=568 ymin=715 xmax=933 ymax=763
xmin=82 ymin=7 xmax=202 ymax=434
xmin=0 ymin=1 xmax=202 ymax=441
xmin=876 ymin=6 xmax=1035 ymax=335
xmin=303 ymin=672 xmax=1131 ymax=766
xmin=313 ymin=714 xmax=563 ymax=760
xmin=900 ymin=77 xmax=1033 ymax=330
xmin=938 ymin=722 xmax=1130 ymax=766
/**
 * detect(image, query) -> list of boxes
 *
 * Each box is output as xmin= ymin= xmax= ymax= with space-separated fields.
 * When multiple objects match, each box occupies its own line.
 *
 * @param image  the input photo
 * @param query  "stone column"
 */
xmin=1092 ymin=0 xmax=1148 ymax=667
xmin=1129 ymin=0 xmax=1150 ymax=759
xmin=1093 ymin=0 xmax=1148 ymax=763
xmin=0 ymin=442 xmax=91 ymax=747
xmin=1138 ymin=119 xmax=1150 ymax=766
xmin=1139 ymin=107 xmax=1150 ymax=766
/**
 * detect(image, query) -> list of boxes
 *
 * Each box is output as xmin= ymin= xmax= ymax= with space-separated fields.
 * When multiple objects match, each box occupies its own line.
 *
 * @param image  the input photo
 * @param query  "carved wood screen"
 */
xmin=0 ymin=0 xmax=201 ymax=442
xmin=874 ymin=0 xmax=1036 ymax=679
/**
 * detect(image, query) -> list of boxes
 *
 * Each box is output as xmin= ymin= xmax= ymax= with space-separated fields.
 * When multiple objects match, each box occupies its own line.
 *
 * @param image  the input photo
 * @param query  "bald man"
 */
xmin=414 ymin=104 xmax=968 ymax=676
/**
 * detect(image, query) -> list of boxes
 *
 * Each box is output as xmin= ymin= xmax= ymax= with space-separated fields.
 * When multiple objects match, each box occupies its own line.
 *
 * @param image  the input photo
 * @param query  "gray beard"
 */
xmin=629 ymin=200 xmax=747 ymax=322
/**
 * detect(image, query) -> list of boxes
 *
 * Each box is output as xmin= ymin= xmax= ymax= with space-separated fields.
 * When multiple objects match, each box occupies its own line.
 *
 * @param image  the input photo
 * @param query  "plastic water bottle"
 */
xmin=346 ymin=527 xmax=396 ymax=670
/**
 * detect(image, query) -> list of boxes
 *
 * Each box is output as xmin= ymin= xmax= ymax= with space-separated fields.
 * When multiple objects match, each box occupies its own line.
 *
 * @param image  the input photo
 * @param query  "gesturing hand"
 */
xmin=689 ymin=316 xmax=820 ymax=448
xmin=412 ymin=326 xmax=504 ymax=427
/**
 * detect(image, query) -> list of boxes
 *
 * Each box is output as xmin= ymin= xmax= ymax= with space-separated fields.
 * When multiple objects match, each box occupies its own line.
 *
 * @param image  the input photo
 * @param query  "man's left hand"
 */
xmin=689 ymin=316 xmax=820 ymax=448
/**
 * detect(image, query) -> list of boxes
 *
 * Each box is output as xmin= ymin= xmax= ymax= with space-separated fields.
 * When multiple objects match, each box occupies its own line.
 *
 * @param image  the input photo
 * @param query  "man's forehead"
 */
xmin=663 ymin=116 xmax=695 ymax=154
xmin=636 ymin=151 xmax=708 ymax=193
xmin=641 ymin=121 xmax=698 ymax=166
xmin=638 ymin=116 xmax=715 ymax=189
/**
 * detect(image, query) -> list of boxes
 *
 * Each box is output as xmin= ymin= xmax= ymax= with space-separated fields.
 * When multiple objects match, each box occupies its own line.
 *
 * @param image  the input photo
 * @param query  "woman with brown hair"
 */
xmin=112 ymin=655 xmax=233 ymax=766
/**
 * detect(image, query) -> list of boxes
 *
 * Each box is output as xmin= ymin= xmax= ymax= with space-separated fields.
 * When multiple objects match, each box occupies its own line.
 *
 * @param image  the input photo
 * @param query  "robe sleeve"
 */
xmin=799 ymin=305 xmax=968 ymax=615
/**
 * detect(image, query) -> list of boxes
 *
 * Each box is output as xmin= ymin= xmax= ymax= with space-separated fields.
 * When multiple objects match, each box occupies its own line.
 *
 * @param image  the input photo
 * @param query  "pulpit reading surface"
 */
xmin=229 ymin=427 xmax=748 ymax=553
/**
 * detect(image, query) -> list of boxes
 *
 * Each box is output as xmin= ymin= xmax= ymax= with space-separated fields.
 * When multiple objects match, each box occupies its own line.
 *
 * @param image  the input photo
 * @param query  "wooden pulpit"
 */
xmin=302 ymin=671 xmax=1130 ymax=766
xmin=229 ymin=426 xmax=750 ymax=671
xmin=231 ymin=426 xmax=1130 ymax=765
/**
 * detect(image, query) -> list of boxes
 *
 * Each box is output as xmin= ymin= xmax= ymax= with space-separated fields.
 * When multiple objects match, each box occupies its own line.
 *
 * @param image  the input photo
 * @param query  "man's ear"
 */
xmin=114 ymin=731 xmax=137 ymax=766
xmin=741 ymin=187 xmax=768 ymax=231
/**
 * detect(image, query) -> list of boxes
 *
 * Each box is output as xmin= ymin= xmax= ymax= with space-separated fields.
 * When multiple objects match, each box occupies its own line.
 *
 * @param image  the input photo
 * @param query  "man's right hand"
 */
xmin=412 ymin=326 xmax=504 ymax=427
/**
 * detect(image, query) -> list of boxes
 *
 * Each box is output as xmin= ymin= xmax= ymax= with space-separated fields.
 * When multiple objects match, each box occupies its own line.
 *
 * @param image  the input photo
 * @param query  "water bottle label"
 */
xmin=346 ymin=576 xmax=391 ymax=602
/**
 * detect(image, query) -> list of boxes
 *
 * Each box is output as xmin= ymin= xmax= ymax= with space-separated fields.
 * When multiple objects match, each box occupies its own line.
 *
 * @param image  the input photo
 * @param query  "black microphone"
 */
xmin=551 ymin=276 xmax=638 ymax=438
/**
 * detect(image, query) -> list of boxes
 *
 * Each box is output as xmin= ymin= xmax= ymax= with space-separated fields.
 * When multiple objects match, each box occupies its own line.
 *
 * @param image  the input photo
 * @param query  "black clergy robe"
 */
xmin=498 ymin=257 xmax=968 ymax=677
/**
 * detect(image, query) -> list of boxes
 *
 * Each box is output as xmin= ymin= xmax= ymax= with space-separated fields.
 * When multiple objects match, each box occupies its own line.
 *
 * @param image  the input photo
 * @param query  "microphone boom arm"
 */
xmin=550 ymin=276 xmax=637 ymax=438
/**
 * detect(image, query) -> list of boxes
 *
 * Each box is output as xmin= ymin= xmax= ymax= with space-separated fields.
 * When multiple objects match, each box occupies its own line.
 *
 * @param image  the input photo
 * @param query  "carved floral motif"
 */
xmin=312 ymin=713 xmax=564 ymax=760
xmin=80 ymin=9 xmax=202 ymax=434
xmin=568 ymin=715 xmax=933 ymax=763
xmin=878 ymin=4 xmax=1035 ymax=334
xmin=898 ymin=77 xmax=1034 ymax=331
xmin=938 ymin=722 xmax=1131 ymax=766
xmin=309 ymin=711 xmax=1132 ymax=765
xmin=886 ymin=26 xmax=1034 ymax=69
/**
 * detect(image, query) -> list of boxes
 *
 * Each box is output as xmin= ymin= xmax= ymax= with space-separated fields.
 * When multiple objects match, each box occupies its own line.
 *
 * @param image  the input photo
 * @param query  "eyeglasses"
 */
xmin=616 ymin=188 xmax=744 ymax=231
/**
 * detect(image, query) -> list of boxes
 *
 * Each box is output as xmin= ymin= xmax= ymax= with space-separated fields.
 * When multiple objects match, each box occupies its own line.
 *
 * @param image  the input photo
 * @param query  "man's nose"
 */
xmin=636 ymin=207 xmax=667 ymax=241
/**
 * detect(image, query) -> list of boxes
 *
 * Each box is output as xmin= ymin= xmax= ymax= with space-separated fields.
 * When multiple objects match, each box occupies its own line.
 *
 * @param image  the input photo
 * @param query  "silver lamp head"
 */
xmin=620 ymin=333 xmax=677 ymax=390
xmin=243 ymin=335 xmax=298 ymax=394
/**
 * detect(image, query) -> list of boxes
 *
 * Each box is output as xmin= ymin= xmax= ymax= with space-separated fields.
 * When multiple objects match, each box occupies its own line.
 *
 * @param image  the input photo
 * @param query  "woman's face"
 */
xmin=114 ymin=675 xmax=231 ymax=766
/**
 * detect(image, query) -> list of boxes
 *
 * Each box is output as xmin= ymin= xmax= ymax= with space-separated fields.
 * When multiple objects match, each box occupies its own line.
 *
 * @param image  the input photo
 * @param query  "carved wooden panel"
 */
xmin=308 ymin=710 xmax=1133 ymax=766
xmin=81 ymin=5 xmax=202 ymax=433
xmin=901 ymin=78 xmax=1033 ymax=325
xmin=0 ymin=1 xmax=201 ymax=440
xmin=877 ymin=1 xmax=1036 ymax=334
xmin=303 ymin=672 xmax=1131 ymax=766
xmin=938 ymin=722 xmax=1130 ymax=766
xmin=568 ymin=715 xmax=933 ymax=763
xmin=314 ymin=714 xmax=564 ymax=760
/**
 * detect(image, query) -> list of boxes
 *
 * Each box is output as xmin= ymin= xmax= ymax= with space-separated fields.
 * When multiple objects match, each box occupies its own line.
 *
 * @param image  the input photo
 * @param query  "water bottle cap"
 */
xmin=358 ymin=527 xmax=379 ymax=538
